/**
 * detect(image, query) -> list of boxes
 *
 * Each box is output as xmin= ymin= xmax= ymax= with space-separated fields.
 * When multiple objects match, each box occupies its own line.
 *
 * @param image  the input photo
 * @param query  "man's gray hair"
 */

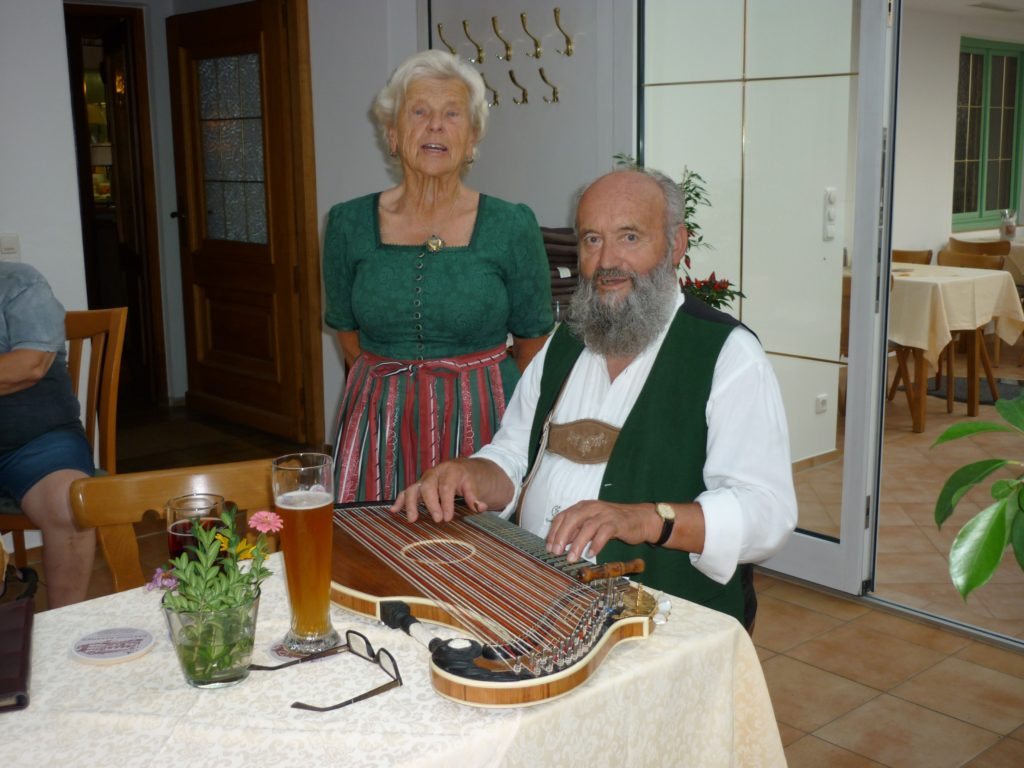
xmin=371 ymin=50 xmax=489 ymax=162
xmin=575 ymin=165 xmax=687 ymax=248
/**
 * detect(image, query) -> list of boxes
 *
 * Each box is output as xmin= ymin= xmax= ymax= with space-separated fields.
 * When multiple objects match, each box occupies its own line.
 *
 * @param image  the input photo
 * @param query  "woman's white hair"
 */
xmin=372 ymin=50 xmax=489 ymax=162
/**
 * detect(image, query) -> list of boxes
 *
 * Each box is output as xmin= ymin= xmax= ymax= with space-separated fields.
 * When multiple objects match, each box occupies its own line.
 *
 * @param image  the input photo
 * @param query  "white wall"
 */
xmin=643 ymin=0 xmax=857 ymax=463
xmin=0 ymin=0 xmax=87 ymax=312
xmin=893 ymin=7 xmax=1024 ymax=253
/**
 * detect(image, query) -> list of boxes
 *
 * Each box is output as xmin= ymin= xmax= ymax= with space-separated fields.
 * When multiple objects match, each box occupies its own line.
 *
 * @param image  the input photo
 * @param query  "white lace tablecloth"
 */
xmin=6 ymin=554 xmax=784 ymax=768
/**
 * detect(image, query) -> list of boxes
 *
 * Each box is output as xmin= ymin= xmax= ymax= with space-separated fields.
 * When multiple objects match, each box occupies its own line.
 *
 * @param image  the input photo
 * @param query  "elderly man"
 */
xmin=1 ymin=262 xmax=95 ymax=607
xmin=394 ymin=167 xmax=796 ymax=627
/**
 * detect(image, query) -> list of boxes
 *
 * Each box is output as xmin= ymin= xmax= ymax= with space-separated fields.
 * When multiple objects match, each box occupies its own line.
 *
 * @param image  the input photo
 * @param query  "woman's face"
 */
xmin=389 ymin=77 xmax=477 ymax=180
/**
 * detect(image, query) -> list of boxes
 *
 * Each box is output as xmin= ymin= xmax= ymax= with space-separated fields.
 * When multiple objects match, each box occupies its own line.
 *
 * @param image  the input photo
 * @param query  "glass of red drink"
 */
xmin=272 ymin=453 xmax=340 ymax=654
xmin=166 ymin=493 xmax=225 ymax=560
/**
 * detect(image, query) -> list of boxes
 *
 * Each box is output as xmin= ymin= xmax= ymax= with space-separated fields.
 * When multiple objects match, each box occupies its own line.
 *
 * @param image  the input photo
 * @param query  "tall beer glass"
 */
xmin=272 ymin=453 xmax=340 ymax=654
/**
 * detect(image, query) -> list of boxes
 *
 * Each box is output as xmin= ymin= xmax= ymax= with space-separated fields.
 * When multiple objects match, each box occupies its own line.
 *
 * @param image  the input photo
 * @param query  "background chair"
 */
xmin=69 ymin=458 xmax=274 ymax=592
xmin=945 ymin=236 xmax=1011 ymax=257
xmin=891 ymin=248 xmax=932 ymax=265
xmin=0 ymin=307 xmax=128 ymax=567
xmin=541 ymin=226 xmax=578 ymax=321
xmin=934 ymin=250 xmax=1003 ymax=408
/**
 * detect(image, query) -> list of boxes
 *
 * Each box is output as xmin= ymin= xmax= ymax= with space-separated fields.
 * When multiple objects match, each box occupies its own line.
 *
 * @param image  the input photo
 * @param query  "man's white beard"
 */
xmin=566 ymin=256 xmax=679 ymax=358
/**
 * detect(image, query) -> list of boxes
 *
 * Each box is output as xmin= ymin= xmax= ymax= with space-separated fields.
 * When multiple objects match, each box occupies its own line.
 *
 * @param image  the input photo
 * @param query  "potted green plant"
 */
xmin=612 ymin=155 xmax=744 ymax=310
xmin=150 ymin=508 xmax=282 ymax=687
xmin=933 ymin=393 xmax=1024 ymax=599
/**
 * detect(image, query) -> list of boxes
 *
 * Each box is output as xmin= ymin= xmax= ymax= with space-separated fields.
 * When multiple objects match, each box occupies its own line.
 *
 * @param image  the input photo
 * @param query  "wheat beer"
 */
xmin=272 ymin=454 xmax=340 ymax=654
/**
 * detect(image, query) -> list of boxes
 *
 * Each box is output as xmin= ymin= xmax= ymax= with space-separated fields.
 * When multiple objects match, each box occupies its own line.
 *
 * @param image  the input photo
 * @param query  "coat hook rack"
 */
xmin=481 ymin=71 xmax=500 ymax=107
xmin=538 ymin=67 xmax=559 ymax=103
xmin=491 ymin=16 xmax=512 ymax=61
xmin=508 ymin=69 xmax=528 ymax=104
xmin=436 ymin=23 xmax=457 ymax=55
xmin=462 ymin=20 xmax=484 ymax=64
xmin=554 ymin=8 xmax=574 ymax=57
xmin=520 ymin=12 xmax=542 ymax=59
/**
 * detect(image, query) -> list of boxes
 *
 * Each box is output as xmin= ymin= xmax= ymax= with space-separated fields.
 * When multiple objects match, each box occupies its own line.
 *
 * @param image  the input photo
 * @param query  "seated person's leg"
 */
xmin=0 ymin=429 xmax=96 ymax=608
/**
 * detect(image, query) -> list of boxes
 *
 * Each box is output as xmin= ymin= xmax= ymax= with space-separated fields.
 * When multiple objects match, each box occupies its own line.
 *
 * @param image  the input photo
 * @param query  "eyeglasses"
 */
xmin=249 ymin=629 xmax=403 ymax=711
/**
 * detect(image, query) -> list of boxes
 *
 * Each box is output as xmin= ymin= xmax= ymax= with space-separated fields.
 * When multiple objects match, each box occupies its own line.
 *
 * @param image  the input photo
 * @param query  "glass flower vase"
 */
xmin=163 ymin=590 xmax=260 ymax=688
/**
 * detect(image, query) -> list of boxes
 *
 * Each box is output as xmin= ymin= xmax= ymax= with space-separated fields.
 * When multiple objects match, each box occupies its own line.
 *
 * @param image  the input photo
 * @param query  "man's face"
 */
xmin=575 ymin=172 xmax=684 ymax=303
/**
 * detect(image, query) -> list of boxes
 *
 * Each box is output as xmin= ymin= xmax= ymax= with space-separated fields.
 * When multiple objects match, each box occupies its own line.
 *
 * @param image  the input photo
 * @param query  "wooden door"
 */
xmin=166 ymin=0 xmax=318 ymax=443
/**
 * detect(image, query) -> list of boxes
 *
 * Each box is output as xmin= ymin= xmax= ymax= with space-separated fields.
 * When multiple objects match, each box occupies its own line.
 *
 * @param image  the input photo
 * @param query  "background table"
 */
xmin=888 ymin=263 xmax=1024 ymax=431
xmin=6 ymin=553 xmax=784 ymax=768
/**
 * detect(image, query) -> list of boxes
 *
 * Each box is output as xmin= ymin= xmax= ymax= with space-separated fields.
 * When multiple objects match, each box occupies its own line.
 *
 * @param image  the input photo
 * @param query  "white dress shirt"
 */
xmin=474 ymin=293 xmax=797 ymax=584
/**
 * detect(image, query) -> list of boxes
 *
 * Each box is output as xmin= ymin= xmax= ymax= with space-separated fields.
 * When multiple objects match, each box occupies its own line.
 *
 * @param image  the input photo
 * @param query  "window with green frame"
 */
xmin=952 ymin=37 xmax=1023 ymax=232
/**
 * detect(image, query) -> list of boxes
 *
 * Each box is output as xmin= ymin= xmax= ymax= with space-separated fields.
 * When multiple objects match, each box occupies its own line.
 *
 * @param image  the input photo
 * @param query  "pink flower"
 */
xmin=249 ymin=510 xmax=284 ymax=534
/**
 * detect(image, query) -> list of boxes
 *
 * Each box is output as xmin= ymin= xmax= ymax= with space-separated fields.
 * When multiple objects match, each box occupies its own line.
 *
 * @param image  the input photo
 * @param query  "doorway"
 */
xmin=64 ymin=4 xmax=165 ymax=411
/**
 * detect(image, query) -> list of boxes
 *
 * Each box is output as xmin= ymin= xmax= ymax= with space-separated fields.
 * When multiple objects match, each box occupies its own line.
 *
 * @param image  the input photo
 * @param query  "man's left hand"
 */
xmin=545 ymin=500 xmax=660 ymax=563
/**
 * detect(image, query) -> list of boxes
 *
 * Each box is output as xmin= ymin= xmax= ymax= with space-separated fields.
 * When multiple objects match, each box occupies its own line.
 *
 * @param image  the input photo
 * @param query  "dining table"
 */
xmin=5 ymin=552 xmax=785 ymax=768
xmin=887 ymin=262 xmax=1024 ymax=432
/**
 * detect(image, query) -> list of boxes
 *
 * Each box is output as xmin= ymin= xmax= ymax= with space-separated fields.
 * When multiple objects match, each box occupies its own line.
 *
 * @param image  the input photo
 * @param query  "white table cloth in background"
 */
xmin=6 ymin=553 xmax=784 ymax=768
xmin=888 ymin=263 xmax=1024 ymax=367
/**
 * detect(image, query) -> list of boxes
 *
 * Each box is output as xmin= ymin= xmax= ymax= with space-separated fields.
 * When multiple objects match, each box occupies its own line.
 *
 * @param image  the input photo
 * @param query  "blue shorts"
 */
xmin=0 ymin=428 xmax=94 ymax=504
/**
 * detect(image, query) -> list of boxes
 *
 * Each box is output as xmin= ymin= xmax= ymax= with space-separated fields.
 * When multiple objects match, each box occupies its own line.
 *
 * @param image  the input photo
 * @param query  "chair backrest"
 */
xmin=66 ymin=307 xmax=128 ymax=473
xmin=947 ymin=236 xmax=1011 ymax=256
xmin=70 ymin=458 xmax=275 ymax=592
xmin=936 ymin=249 xmax=1005 ymax=271
xmin=892 ymin=249 xmax=932 ymax=265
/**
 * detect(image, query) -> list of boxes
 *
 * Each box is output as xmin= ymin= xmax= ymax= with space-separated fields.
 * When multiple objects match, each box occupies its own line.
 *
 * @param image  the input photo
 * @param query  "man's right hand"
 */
xmin=390 ymin=458 xmax=513 ymax=524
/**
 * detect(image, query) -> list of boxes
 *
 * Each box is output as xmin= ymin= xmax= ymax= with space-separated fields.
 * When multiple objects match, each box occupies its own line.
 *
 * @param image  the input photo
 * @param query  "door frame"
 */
xmin=65 ymin=3 xmax=167 ymax=405
xmin=165 ymin=0 xmax=323 ymax=447
xmin=760 ymin=0 xmax=893 ymax=593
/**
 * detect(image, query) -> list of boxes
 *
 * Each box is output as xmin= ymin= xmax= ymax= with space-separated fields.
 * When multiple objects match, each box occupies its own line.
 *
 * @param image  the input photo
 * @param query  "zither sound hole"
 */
xmin=400 ymin=539 xmax=476 ymax=565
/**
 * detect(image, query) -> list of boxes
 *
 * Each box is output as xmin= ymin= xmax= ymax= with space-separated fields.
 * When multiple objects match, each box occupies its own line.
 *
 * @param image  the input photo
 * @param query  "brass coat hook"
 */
xmin=554 ymin=8 xmax=574 ymax=57
xmin=520 ymin=12 xmax=542 ymax=59
xmin=481 ymin=72 xmax=500 ymax=108
xmin=491 ymin=16 xmax=512 ymax=61
xmin=436 ymin=23 xmax=457 ymax=55
xmin=508 ymin=70 xmax=528 ymax=104
xmin=538 ymin=67 xmax=559 ymax=103
xmin=462 ymin=20 xmax=484 ymax=64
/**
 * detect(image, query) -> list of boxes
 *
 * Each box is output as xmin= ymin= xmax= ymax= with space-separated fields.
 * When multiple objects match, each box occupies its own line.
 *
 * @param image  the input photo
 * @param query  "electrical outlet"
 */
xmin=815 ymin=394 xmax=828 ymax=414
xmin=0 ymin=233 xmax=19 ymax=261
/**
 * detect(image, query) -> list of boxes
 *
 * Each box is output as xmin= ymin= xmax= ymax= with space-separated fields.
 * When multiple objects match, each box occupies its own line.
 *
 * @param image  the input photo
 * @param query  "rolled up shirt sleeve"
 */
xmin=690 ymin=327 xmax=798 ymax=583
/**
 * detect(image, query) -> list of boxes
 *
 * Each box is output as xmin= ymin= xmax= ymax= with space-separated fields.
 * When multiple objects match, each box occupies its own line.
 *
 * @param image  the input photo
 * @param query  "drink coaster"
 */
xmin=72 ymin=627 xmax=155 ymax=665
xmin=266 ymin=641 xmax=342 ymax=664
xmin=267 ymin=642 xmax=309 ymax=662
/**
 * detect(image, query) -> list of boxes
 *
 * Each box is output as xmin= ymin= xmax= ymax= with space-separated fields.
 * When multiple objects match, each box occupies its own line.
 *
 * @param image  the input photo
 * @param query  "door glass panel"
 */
xmin=197 ymin=54 xmax=266 ymax=244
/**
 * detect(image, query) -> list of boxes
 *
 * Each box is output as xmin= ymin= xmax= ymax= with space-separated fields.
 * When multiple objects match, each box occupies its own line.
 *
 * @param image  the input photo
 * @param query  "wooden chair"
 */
xmin=69 ymin=459 xmax=275 ymax=592
xmin=946 ymin=236 xmax=1011 ymax=256
xmin=934 ymin=250 xmax=1003 ymax=409
xmin=541 ymin=226 xmax=578 ymax=319
xmin=0 ymin=307 xmax=128 ymax=567
xmin=891 ymin=249 xmax=932 ymax=265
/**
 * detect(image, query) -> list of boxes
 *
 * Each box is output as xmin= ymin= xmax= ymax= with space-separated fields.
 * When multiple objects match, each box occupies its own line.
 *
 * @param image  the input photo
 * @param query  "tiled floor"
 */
xmin=795 ymin=338 xmax=1024 ymax=643
xmin=10 ymin=393 xmax=1024 ymax=767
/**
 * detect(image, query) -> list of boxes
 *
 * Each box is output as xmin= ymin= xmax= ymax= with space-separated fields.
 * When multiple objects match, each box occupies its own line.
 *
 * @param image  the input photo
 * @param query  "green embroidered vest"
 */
xmin=527 ymin=299 xmax=745 ymax=623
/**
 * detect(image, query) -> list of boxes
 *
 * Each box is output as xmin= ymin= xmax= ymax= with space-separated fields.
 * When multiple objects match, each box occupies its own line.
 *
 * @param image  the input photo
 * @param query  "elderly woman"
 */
xmin=324 ymin=50 xmax=554 ymax=503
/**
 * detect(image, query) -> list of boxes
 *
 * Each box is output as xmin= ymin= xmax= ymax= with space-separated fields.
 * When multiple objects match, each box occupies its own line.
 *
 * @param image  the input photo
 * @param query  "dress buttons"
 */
xmin=414 ymin=274 xmax=423 ymax=281
xmin=413 ymin=312 xmax=422 ymax=320
xmin=413 ymin=299 xmax=421 ymax=307
xmin=414 ymin=287 xmax=422 ymax=294
xmin=415 ymin=261 xmax=424 ymax=270
xmin=414 ymin=324 xmax=423 ymax=332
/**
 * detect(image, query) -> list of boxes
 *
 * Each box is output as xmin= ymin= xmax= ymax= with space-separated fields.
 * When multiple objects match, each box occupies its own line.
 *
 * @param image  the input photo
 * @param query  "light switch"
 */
xmin=822 ymin=188 xmax=837 ymax=241
xmin=0 ymin=233 xmax=20 ymax=261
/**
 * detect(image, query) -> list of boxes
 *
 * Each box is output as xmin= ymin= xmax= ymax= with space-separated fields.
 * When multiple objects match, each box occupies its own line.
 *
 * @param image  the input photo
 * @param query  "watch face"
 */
xmin=656 ymin=503 xmax=676 ymax=521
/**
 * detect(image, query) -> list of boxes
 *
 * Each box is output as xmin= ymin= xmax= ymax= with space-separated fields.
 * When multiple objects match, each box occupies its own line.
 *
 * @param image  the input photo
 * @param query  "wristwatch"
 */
xmin=652 ymin=503 xmax=676 ymax=547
